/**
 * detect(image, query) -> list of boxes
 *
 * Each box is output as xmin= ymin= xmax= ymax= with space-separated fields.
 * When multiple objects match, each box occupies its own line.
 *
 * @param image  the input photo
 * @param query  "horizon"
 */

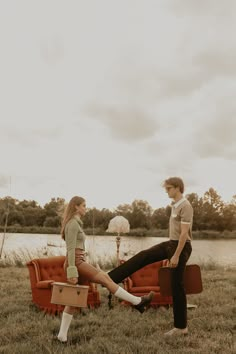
xmin=1 ymin=183 xmax=235 ymax=211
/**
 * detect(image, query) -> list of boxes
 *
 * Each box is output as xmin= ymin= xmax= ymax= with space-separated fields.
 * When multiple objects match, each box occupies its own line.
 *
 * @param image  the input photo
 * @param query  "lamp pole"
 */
xmin=116 ymin=235 xmax=121 ymax=266
xmin=92 ymin=208 xmax=95 ymax=235
xmin=108 ymin=234 xmax=121 ymax=310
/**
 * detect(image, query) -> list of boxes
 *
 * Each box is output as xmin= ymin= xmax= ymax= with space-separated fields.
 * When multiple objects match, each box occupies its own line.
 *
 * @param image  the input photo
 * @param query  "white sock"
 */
xmin=57 ymin=312 xmax=73 ymax=342
xmin=114 ymin=286 xmax=141 ymax=305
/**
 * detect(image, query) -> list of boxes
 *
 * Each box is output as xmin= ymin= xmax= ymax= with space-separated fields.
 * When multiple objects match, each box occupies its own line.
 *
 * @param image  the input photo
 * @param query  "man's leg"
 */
xmin=171 ymin=242 xmax=192 ymax=329
xmin=108 ymin=241 xmax=170 ymax=283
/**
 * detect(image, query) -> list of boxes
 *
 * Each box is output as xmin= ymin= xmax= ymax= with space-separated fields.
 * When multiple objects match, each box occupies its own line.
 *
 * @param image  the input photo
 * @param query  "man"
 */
xmin=108 ymin=177 xmax=193 ymax=336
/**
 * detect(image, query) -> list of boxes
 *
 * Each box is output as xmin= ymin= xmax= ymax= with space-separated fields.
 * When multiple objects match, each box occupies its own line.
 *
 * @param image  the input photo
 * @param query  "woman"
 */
xmin=57 ymin=196 xmax=154 ymax=343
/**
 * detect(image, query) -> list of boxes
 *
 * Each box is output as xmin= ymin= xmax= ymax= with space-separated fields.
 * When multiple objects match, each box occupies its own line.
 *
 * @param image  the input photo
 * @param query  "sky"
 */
xmin=0 ymin=0 xmax=236 ymax=210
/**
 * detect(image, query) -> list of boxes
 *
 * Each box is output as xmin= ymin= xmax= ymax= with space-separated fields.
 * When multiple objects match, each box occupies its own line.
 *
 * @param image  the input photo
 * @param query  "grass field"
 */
xmin=0 ymin=265 xmax=235 ymax=354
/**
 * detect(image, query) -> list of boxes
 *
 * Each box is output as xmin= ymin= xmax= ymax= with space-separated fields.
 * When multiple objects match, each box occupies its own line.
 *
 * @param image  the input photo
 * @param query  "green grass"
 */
xmin=0 ymin=265 xmax=235 ymax=354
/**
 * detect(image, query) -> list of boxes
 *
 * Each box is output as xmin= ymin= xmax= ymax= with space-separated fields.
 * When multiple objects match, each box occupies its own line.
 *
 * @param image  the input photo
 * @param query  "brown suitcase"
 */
xmin=159 ymin=264 xmax=203 ymax=296
xmin=51 ymin=282 xmax=89 ymax=308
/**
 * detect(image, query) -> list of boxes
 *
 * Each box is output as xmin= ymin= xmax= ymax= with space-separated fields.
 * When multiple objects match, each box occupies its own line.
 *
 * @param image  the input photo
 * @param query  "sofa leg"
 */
xmin=108 ymin=292 xmax=113 ymax=309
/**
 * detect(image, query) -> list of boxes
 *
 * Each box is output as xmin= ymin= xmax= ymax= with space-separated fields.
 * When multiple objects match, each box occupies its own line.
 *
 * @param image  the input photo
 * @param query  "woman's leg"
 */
xmin=57 ymin=306 xmax=76 ymax=342
xmin=91 ymin=271 xmax=153 ymax=308
xmin=77 ymin=262 xmax=154 ymax=312
xmin=92 ymin=271 xmax=123 ymax=294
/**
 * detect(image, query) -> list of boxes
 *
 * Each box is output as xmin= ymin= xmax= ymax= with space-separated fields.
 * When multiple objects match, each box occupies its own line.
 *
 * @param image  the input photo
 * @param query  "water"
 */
xmin=1 ymin=233 xmax=236 ymax=267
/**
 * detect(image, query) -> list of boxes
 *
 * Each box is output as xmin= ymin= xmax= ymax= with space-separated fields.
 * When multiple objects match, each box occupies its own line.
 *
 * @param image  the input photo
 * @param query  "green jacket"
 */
xmin=65 ymin=215 xmax=86 ymax=278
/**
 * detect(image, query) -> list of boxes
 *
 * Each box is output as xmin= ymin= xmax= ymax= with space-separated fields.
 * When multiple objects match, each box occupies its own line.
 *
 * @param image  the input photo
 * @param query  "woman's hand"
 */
xmin=67 ymin=277 xmax=78 ymax=285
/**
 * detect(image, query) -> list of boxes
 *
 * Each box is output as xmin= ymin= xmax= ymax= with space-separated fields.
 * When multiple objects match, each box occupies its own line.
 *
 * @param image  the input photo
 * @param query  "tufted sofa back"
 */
xmin=34 ymin=256 xmax=67 ymax=282
xmin=27 ymin=256 xmax=101 ymax=314
xmin=131 ymin=260 xmax=168 ymax=287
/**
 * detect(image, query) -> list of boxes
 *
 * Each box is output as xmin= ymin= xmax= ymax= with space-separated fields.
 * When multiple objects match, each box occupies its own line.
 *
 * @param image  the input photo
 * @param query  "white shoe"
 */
xmin=164 ymin=327 xmax=188 ymax=336
xmin=56 ymin=335 xmax=67 ymax=343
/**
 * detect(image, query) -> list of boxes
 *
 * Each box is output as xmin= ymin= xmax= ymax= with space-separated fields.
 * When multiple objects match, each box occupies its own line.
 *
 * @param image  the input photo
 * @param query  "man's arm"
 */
xmin=169 ymin=223 xmax=190 ymax=267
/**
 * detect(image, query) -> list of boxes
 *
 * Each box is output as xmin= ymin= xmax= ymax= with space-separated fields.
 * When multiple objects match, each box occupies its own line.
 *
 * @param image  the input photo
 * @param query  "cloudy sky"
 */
xmin=0 ymin=0 xmax=235 ymax=210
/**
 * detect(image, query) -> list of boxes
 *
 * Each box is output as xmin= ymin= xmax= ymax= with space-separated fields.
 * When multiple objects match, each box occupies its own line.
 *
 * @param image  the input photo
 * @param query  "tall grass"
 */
xmin=1 ymin=246 xmax=236 ymax=273
xmin=0 ymin=248 xmax=118 ymax=270
xmin=0 ymin=248 xmax=48 ymax=268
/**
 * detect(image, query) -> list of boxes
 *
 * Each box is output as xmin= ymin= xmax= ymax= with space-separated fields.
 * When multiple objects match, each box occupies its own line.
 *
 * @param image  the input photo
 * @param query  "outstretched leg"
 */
xmin=91 ymin=270 xmax=155 ymax=313
xmin=108 ymin=241 xmax=169 ymax=283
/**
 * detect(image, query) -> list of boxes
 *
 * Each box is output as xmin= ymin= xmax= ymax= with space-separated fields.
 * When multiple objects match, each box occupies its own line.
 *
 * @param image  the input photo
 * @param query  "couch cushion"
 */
xmin=131 ymin=261 xmax=163 ymax=286
xmin=129 ymin=286 xmax=160 ymax=292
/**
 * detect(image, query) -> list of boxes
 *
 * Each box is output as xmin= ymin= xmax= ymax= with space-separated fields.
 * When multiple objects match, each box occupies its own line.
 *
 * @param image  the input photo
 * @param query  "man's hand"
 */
xmin=67 ymin=277 xmax=78 ymax=285
xmin=168 ymin=254 xmax=179 ymax=268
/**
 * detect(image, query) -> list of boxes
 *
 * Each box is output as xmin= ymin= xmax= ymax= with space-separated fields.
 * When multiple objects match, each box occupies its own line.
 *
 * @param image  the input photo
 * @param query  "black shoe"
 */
xmin=134 ymin=291 xmax=155 ymax=313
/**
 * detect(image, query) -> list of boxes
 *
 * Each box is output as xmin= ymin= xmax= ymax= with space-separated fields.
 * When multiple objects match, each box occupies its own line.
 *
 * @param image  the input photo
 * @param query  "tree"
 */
xmin=221 ymin=200 xmax=236 ymax=231
xmin=130 ymin=200 xmax=153 ymax=229
xmin=0 ymin=199 xmax=21 ymax=226
xmin=203 ymin=188 xmax=224 ymax=212
xmin=15 ymin=199 xmax=46 ymax=226
xmin=151 ymin=207 xmax=170 ymax=229
xmin=115 ymin=203 xmax=133 ymax=222
xmin=44 ymin=216 xmax=61 ymax=227
xmin=202 ymin=188 xmax=224 ymax=230
xmin=99 ymin=208 xmax=115 ymax=229
xmin=186 ymin=193 xmax=204 ymax=230
xmin=44 ymin=198 xmax=65 ymax=218
xmin=7 ymin=211 xmax=25 ymax=226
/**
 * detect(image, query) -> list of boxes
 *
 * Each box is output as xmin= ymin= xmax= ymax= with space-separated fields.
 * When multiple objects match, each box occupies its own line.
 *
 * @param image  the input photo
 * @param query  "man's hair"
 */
xmin=163 ymin=177 xmax=184 ymax=193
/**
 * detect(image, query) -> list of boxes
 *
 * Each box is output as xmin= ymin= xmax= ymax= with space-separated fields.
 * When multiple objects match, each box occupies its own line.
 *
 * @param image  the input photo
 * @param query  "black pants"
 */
xmin=108 ymin=240 xmax=192 ymax=329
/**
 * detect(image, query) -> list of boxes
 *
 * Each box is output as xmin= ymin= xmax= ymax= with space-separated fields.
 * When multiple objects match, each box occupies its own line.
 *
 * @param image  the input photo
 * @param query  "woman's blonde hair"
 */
xmin=61 ymin=196 xmax=85 ymax=240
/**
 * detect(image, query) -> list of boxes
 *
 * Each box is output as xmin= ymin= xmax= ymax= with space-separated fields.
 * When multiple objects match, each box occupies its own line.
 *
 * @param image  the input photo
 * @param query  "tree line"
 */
xmin=0 ymin=188 xmax=235 ymax=233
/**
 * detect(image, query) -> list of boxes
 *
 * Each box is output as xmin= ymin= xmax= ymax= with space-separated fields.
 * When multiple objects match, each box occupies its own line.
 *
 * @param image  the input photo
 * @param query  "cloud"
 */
xmin=193 ymin=117 xmax=236 ymax=160
xmin=116 ymin=0 xmax=236 ymax=103
xmin=0 ymin=0 xmax=235 ymax=208
xmin=0 ymin=123 xmax=63 ymax=148
xmin=0 ymin=175 xmax=10 ymax=189
xmin=187 ymin=77 xmax=236 ymax=160
xmin=40 ymin=35 xmax=65 ymax=65
xmin=166 ymin=0 xmax=236 ymax=17
xmin=86 ymin=104 xmax=159 ymax=142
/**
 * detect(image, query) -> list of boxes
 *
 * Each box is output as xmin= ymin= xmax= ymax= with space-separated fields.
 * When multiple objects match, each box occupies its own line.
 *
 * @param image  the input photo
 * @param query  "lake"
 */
xmin=1 ymin=233 xmax=236 ymax=267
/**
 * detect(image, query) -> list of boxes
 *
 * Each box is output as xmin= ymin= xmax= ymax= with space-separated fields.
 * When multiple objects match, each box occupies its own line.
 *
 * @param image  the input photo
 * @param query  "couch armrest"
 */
xmin=162 ymin=259 xmax=169 ymax=267
xmin=123 ymin=277 xmax=133 ymax=290
xmin=89 ymin=282 xmax=98 ymax=292
xmin=36 ymin=280 xmax=54 ymax=289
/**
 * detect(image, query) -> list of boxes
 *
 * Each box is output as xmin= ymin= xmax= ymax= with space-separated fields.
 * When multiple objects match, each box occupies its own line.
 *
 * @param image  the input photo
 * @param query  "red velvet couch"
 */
xmin=122 ymin=259 xmax=173 ymax=307
xmin=27 ymin=256 xmax=101 ymax=315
